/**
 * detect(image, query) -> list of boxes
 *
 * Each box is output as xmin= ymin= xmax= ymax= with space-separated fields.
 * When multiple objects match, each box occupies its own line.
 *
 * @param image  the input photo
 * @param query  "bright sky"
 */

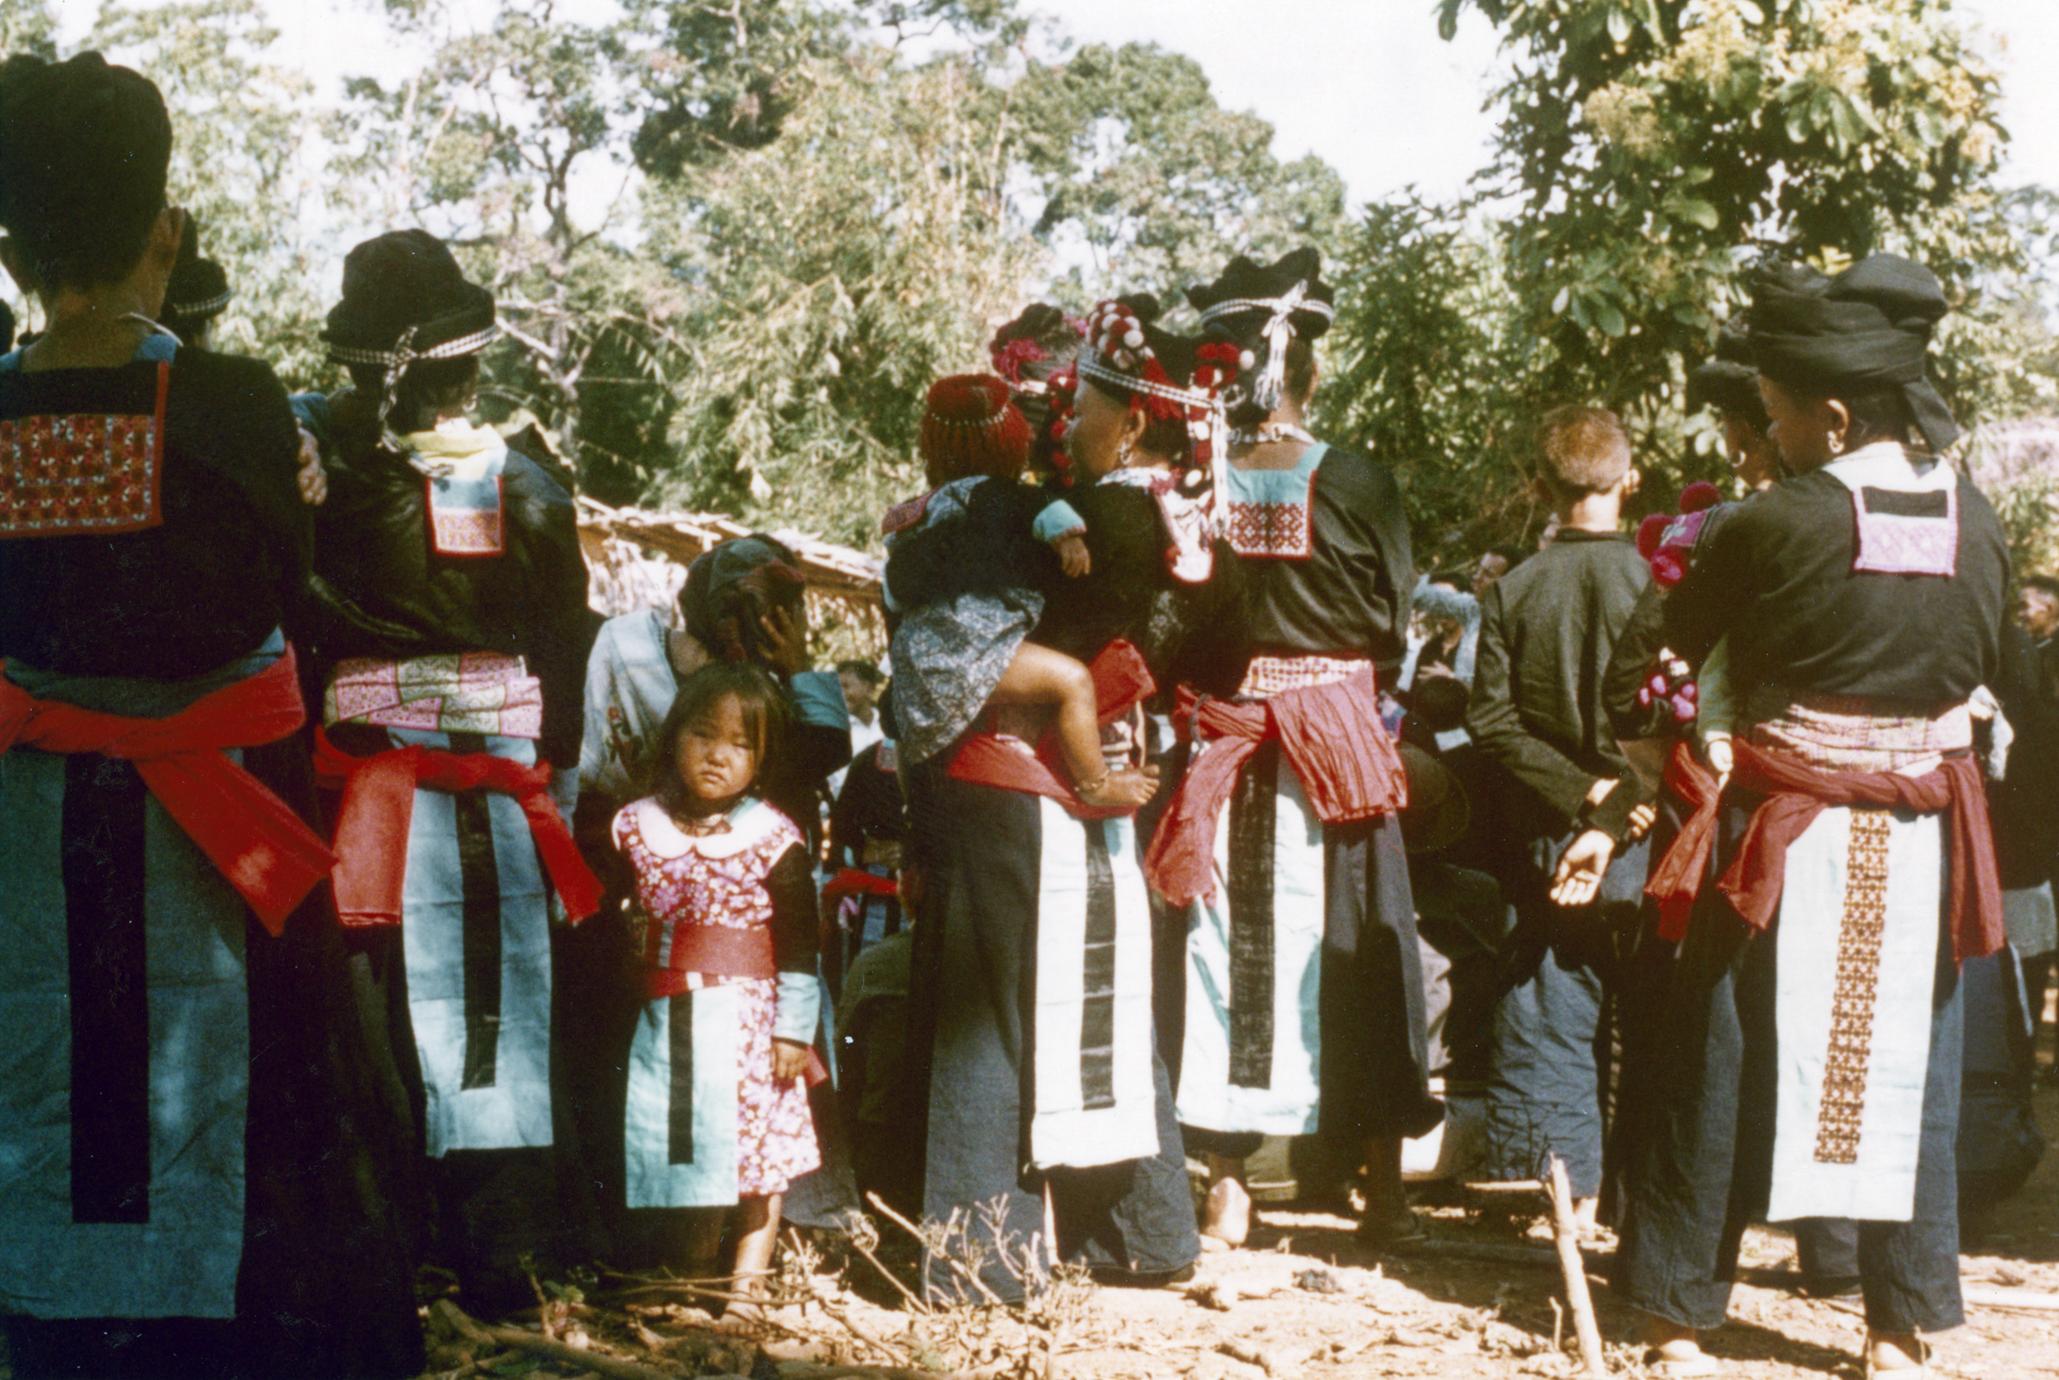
xmin=1027 ymin=0 xmax=2059 ymax=206
xmin=60 ymin=0 xmax=2059 ymax=211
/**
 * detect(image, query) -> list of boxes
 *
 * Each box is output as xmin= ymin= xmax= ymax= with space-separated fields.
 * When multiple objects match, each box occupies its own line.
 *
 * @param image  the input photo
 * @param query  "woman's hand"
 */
xmin=757 ymin=602 xmax=809 ymax=677
xmin=295 ymin=426 xmax=329 ymax=506
xmin=1704 ymin=734 xmax=1734 ymax=789
xmin=770 ymin=1037 xmax=811 ymax=1082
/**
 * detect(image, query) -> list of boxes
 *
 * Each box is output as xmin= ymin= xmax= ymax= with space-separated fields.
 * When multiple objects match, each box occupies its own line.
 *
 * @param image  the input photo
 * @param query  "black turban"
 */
xmin=1187 ymin=247 xmax=1335 ymax=416
xmin=1686 ymin=324 xmax=1767 ymax=432
xmin=1746 ymin=253 xmax=1959 ymax=453
xmin=0 ymin=53 xmax=171 ymax=291
xmin=161 ymin=214 xmax=231 ymax=335
xmin=322 ymin=229 xmax=496 ymax=366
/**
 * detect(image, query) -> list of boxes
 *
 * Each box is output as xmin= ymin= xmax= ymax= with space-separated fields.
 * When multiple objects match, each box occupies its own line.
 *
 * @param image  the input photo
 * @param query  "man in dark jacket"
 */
xmin=1465 ymin=405 xmax=1654 ymax=1220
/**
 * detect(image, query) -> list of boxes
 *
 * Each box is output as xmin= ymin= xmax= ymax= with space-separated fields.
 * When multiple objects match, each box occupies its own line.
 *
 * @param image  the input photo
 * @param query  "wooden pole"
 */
xmin=1547 ymin=1155 xmax=1609 ymax=1378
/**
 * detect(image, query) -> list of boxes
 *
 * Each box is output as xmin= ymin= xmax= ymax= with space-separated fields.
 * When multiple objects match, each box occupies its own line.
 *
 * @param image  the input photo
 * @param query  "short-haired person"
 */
xmin=2014 ymin=572 xmax=2059 ymax=1078
xmin=0 ymin=53 xmax=421 ymax=1375
xmin=2020 ymin=573 xmax=2059 ymax=704
xmin=294 ymin=229 xmax=601 ymax=1312
xmin=1616 ymin=256 xmax=2009 ymax=1378
xmin=1464 ymin=405 xmax=1654 ymax=1223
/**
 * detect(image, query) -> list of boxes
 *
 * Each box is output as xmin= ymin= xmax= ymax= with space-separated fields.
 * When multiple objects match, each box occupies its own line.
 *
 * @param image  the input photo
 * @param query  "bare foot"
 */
xmin=1077 ymin=765 xmax=1159 ymax=809
xmin=1200 ymin=1177 xmax=1251 ymax=1248
xmin=1867 ymin=1331 xmax=1928 ymax=1374
xmin=1642 ymin=1316 xmax=1716 ymax=1376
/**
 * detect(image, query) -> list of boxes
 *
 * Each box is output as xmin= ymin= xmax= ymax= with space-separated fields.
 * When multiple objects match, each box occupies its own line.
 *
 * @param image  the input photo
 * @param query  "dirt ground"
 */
xmin=7 ymin=1081 xmax=2055 ymax=1380
xmin=387 ymin=1080 xmax=2059 ymax=1380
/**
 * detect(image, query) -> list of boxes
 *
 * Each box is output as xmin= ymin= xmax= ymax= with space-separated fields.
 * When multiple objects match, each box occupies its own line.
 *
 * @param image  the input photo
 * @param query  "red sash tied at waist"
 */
xmin=946 ymin=640 xmax=1158 ymax=819
xmin=1646 ymin=740 xmax=1722 ymax=944
xmin=0 ymin=649 xmax=334 ymax=935
xmin=312 ymin=726 xmax=601 ymax=927
xmin=642 ymin=927 xmax=829 ymax=1085
xmin=646 ymin=925 xmax=778 ymax=999
xmin=1144 ymin=666 xmax=1408 ymax=908
xmin=1647 ymin=736 xmax=2001 ymax=961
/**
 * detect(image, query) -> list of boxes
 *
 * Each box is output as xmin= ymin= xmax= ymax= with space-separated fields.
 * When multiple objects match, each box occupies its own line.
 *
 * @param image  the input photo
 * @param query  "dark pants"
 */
xmin=1956 ymin=947 xmax=2045 ymax=1223
xmin=1482 ymin=833 xmax=1646 ymax=1199
xmin=1616 ymin=804 xmax=1965 ymax=1334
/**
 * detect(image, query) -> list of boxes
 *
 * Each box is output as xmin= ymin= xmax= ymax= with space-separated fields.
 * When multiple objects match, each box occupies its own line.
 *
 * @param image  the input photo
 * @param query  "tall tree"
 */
xmin=644 ymin=46 xmax=1041 ymax=544
xmin=1010 ymin=41 xmax=1349 ymax=307
xmin=327 ymin=0 xmax=686 ymax=477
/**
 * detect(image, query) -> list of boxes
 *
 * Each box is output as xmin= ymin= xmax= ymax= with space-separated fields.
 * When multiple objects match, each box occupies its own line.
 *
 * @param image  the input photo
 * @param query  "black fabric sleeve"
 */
xmin=767 ymin=844 xmax=819 ymax=975
xmin=1604 ymin=583 xmax=1672 ymax=743
xmin=1659 ymin=504 xmax=1753 ymax=670
xmin=1362 ymin=462 xmax=1415 ymax=669
xmin=884 ymin=482 xmax=1057 ymax=607
xmin=181 ymin=353 xmax=313 ymax=633
xmin=1463 ymin=583 xmax=1600 ymax=826
xmin=512 ymin=458 xmax=595 ymax=770
xmin=1163 ymin=540 xmax=1253 ymax=699
xmin=1032 ymin=484 xmax=1168 ymax=665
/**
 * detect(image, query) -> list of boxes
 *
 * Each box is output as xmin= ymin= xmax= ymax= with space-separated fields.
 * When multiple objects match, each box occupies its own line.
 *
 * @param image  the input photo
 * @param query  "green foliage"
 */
xmin=18 ymin=0 xmax=2052 ymax=576
xmin=0 ymin=1 xmax=322 ymax=368
xmin=1011 ymin=42 xmax=1349 ymax=306
xmin=1328 ymin=0 xmax=2051 ymax=563
xmin=1320 ymin=199 xmax=1554 ymax=562
xmin=647 ymin=50 xmax=1041 ymax=543
xmin=0 ymin=0 xmax=59 ymax=61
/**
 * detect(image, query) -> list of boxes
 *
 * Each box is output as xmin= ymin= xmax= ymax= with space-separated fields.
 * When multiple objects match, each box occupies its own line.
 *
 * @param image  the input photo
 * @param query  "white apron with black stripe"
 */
xmin=396 ymin=727 xmax=556 ymax=1156
xmin=0 ymin=649 xmax=267 ymax=1320
xmin=1177 ymin=740 xmax=1325 ymax=1135
xmin=1029 ymin=799 xmax=1160 ymax=1169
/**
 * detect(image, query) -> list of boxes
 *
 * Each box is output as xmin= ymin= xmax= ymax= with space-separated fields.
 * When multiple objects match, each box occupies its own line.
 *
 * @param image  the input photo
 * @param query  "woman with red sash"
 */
xmin=1152 ymin=249 xmax=1439 ymax=1250
xmin=1616 ymin=256 xmax=2009 ymax=1379
xmin=294 ymin=230 xmax=599 ymax=1313
xmin=895 ymin=303 xmax=1250 ymax=1303
xmin=0 ymin=53 xmax=421 ymax=1376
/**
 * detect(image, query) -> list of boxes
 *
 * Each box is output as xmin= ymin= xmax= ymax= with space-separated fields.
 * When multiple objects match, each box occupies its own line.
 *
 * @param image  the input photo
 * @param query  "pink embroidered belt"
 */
xmin=1238 ymin=652 xmax=1369 ymax=699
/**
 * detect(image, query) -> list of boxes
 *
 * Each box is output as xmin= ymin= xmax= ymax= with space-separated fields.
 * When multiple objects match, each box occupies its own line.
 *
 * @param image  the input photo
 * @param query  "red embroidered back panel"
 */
xmin=1225 ymin=499 xmax=1315 ymax=559
xmin=0 ymin=363 xmax=168 ymax=540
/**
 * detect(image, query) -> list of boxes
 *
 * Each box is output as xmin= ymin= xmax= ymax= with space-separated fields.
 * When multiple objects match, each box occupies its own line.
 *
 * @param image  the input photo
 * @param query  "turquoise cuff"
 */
xmin=773 ymin=969 xmax=821 ymax=1046
xmin=1032 ymin=498 xmax=1087 ymax=545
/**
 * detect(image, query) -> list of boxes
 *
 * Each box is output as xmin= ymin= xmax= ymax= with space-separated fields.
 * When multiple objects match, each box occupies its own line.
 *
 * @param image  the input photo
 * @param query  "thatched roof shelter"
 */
xmin=577 ymin=497 xmax=885 ymax=646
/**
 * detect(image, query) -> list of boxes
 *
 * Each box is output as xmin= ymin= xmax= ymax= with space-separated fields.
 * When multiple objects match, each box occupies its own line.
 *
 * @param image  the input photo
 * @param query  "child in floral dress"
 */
xmin=612 ymin=662 xmax=821 ymax=1290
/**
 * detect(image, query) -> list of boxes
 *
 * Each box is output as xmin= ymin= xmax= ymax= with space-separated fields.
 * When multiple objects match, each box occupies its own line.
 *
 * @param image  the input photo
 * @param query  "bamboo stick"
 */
xmin=1547 ymin=1156 xmax=1609 ymax=1378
